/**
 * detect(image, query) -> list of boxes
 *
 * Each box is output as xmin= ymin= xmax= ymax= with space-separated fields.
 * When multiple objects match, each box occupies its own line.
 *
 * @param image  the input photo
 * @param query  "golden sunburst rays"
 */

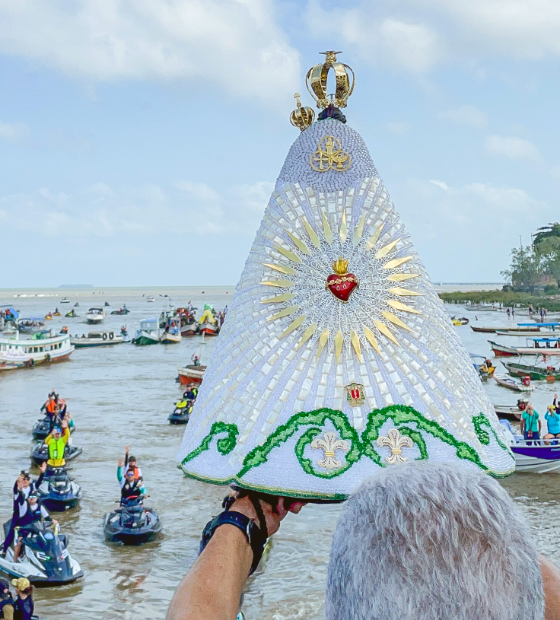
xmin=257 ymin=208 xmax=424 ymax=364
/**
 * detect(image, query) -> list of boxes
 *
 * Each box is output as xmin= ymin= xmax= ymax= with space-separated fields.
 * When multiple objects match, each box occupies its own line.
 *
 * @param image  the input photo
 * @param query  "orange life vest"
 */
xmin=46 ymin=400 xmax=57 ymax=414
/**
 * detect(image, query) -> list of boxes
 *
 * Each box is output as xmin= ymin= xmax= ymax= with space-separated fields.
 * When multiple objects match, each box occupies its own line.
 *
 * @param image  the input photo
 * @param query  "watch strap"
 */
xmin=200 ymin=510 xmax=267 ymax=574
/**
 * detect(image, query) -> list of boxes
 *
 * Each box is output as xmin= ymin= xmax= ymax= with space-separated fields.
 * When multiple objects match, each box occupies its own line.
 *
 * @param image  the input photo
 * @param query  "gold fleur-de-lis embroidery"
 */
xmin=310 ymin=136 xmax=352 ymax=172
xmin=311 ymin=431 xmax=350 ymax=470
xmin=376 ymin=428 xmax=413 ymax=465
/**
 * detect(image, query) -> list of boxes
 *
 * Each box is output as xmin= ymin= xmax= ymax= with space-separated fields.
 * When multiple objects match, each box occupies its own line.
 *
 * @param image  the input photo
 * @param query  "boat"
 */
xmin=500 ymin=420 xmax=560 ymax=473
xmin=198 ymin=305 xmax=219 ymax=336
xmin=452 ymin=317 xmax=469 ymax=326
xmin=503 ymin=361 xmax=560 ymax=381
xmin=85 ymin=308 xmax=105 ymax=324
xmin=111 ymin=306 xmax=130 ymax=315
xmin=177 ymin=364 xmax=206 ymax=385
xmin=168 ymin=400 xmax=194 ymax=424
xmin=70 ymin=331 xmax=123 ymax=347
xmin=494 ymin=373 xmax=534 ymax=392
xmin=471 ymin=326 xmax=497 ymax=333
xmin=0 ymin=332 xmax=74 ymax=366
xmin=160 ymin=318 xmax=182 ymax=344
xmin=16 ymin=317 xmax=45 ymax=334
xmin=37 ymin=468 xmax=82 ymax=512
xmin=60 ymin=297 xmax=70 ymax=303
xmin=489 ymin=337 xmax=560 ymax=357
xmin=120 ymin=327 xmax=131 ymax=343
xmin=494 ymin=399 xmax=527 ymax=421
xmin=495 ymin=323 xmax=560 ymax=337
xmin=132 ymin=319 xmax=161 ymax=345
xmin=31 ymin=442 xmax=82 ymax=467
xmin=146 ymin=296 xmax=155 ymax=303
xmin=180 ymin=321 xmax=198 ymax=337
xmin=103 ymin=496 xmax=162 ymax=545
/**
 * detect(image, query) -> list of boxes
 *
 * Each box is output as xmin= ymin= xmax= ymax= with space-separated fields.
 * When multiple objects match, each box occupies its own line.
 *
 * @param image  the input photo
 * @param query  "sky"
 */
xmin=1 ymin=0 xmax=560 ymax=288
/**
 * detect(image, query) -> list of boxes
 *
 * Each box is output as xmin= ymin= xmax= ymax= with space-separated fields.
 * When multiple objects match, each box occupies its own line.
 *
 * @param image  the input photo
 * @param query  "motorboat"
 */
xmin=103 ymin=496 xmax=162 ymax=545
xmin=60 ymin=297 xmax=70 ymax=304
xmin=85 ymin=308 xmax=105 ymax=324
xmin=451 ymin=317 xmax=469 ymax=326
xmin=494 ymin=399 xmax=527 ymax=421
xmin=160 ymin=318 xmax=182 ymax=344
xmin=146 ymin=296 xmax=155 ymax=303
xmin=32 ymin=416 xmax=75 ymax=441
xmin=168 ymin=400 xmax=193 ymax=424
xmin=31 ymin=442 xmax=82 ymax=467
xmin=132 ymin=319 xmax=161 ymax=345
xmin=70 ymin=331 xmax=123 ymax=347
xmin=503 ymin=361 xmax=560 ymax=381
xmin=489 ymin=337 xmax=560 ymax=357
xmin=16 ymin=317 xmax=45 ymax=334
xmin=177 ymin=365 xmax=206 ymax=386
xmin=495 ymin=322 xmax=560 ymax=337
xmin=37 ymin=468 xmax=82 ymax=512
xmin=111 ymin=306 xmax=130 ymax=315
xmin=471 ymin=326 xmax=498 ymax=333
xmin=494 ymin=373 xmax=534 ymax=392
xmin=0 ymin=332 xmax=74 ymax=367
xmin=0 ymin=520 xmax=83 ymax=585
xmin=500 ymin=420 xmax=560 ymax=473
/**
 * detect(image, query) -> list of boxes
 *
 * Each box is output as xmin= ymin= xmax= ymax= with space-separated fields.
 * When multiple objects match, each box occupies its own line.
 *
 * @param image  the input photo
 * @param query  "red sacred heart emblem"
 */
xmin=326 ymin=257 xmax=359 ymax=303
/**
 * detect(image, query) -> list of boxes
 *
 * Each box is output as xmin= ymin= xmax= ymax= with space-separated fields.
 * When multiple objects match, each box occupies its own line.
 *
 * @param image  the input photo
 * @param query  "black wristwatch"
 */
xmin=200 ymin=510 xmax=267 ymax=575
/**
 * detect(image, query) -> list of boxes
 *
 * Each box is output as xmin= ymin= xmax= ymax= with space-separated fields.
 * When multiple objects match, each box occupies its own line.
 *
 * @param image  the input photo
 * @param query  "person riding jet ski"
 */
xmin=31 ymin=420 xmax=82 ymax=468
xmin=12 ymin=494 xmax=57 ymax=563
xmin=117 ymin=459 xmax=146 ymax=501
xmin=1 ymin=466 xmax=47 ymax=557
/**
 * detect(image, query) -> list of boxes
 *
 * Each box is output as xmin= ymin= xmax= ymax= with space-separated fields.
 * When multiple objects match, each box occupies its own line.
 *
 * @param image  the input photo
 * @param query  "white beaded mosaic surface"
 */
xmin=178 ymin=118 xmax=514 ymax=497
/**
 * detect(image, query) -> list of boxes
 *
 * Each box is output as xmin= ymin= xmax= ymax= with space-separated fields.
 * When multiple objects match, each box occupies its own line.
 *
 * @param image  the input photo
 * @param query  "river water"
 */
xmin=1 ymin=289 xmax=559 ymax=619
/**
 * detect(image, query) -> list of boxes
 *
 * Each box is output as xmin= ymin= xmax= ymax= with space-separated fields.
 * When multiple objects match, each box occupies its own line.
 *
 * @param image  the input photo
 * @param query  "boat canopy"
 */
xmin=18 ymin=317 xmax=44 ymax=322
xmin=88 ymin=308 xmax=103 ymax=312
xmin=139 ymin=318 xmax=158 ymax=329
xmin=518 ymin=322 xmax=559 ymax=327
xmin=0 ymin=307 xmax=19 ymax=318
xmin=530 ymin=337 xmax=560 ymax=342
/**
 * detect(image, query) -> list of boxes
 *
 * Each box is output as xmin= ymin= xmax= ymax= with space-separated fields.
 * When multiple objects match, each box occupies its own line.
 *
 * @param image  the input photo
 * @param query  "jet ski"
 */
xmin=37 ymin=468 xmax=82 ymax=512
xmin=65 ymin=309 xmax=78 ymax=318
xmin=168 ymin=400 xmax=193 ymax=424
xmin=32 ymin=416 xmax=75 ymax=441
xmin=103 ymin=496 xmax=162 ymax=545
xmin=30 ymin=443 xmax=82 ymax=467
xmin=111 ymin=308 xmax=130 ymax=315
xmin=0 ymin=520 xmax=83 ymax=585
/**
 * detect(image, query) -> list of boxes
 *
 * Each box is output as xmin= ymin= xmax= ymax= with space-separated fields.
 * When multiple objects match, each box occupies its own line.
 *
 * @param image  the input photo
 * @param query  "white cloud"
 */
xmin=0 ymin=121 xmax=29 ymax=142
xmin=307 ymin=0 xmax=560 ymax=73
xmin=0 ymin=180 xmax=273 ymax=239
xmin=484 ymin=135 xmax=541 ymax=161
xmin=0 ymin=0 xmax=299 ymax=105
xmin=385 ymin=121 xmax=409 ymax=135
xmin=430 ymin=180 xmax=449 ymax=190
xmin=441 ymin=105 xmax=487 ymax=128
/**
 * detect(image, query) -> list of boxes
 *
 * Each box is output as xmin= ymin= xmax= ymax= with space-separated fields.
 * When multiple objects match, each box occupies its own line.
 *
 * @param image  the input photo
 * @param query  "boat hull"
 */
xmin=488 ymin=340 xmax=518 ymax=357
xmin=160 ymin=333 xmax=182 ymax=344
xmin=178 ymin=365 xmax=205 ymax=385
xmin=512 ymin=444 xmax=560 ymax=473
xmin=503 ymin=362 xmax=560 ymax=381
xmin=471 ymin=326 xmax=496 ymax=333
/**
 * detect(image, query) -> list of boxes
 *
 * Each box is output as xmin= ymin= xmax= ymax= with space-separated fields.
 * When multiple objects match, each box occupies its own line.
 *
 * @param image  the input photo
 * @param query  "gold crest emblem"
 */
xmin=345 ymin=382 xmax=365 ymax=407
xmin=310 ymin=136 xmax=351 ymax=172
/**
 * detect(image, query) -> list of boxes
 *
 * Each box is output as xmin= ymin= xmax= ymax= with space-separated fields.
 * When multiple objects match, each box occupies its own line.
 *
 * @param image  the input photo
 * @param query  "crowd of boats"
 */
xmin=0 ymin=302 xmax=227 ymax=372
xmin=459 ymin=311 xmax=560 ymax=474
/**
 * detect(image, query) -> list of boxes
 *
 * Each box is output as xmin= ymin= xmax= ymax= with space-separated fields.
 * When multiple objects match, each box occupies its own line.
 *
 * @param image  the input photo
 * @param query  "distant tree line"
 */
xmin=501 ymin=223 xmax=560 ymax=293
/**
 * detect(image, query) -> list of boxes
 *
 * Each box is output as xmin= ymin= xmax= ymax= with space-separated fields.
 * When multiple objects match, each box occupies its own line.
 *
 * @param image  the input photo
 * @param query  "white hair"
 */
xmin=326 ymin=462 xmax=543 ymax=620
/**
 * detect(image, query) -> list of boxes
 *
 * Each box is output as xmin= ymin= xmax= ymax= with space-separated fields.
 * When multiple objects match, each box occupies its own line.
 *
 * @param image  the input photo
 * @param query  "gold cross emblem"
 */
xmin=310 ymin=136 xmax=352 ymax=172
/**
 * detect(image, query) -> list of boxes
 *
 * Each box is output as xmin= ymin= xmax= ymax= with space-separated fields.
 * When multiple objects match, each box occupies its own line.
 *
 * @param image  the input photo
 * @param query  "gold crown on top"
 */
xmin=332 ymin=257 xmax=349 ymax=275
xmin=306 ymin=51 xmax=355 ymax=110
xmin=290 ymin=93 xmax=315 ymax=131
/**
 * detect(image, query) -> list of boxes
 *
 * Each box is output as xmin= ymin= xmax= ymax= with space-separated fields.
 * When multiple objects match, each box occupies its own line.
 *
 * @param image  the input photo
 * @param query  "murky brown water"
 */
xmin=1 ymin=293 xmax=559 ymax=619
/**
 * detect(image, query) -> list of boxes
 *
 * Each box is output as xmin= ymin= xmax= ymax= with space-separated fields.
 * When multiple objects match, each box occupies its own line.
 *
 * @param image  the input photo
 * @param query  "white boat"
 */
xmin=146 ymin=296 xmax=155 ymax=303
xmin=495 ymin=322 xmax=560 ymax=337
xmin=160 ymin=318 xmax=182 ymax=344
xmin=16 ymin=317 xmax=45 ymax=334
xmin=500 ymin=420 xmax=560 ymax=473
xmin=60 ymin=297 xmax=71 ymax=304
xmin=70 ymin=331 xmax=123 ymax=347
xmin=0 ymin=332 xmax=74 ymax=367
xmin=85 ymin=308 xmax=105 ymax=324
xmin=132 ymin=319 xmax=162 ymax=345
xmin=494 ymin=373 xmax=534 ymax=392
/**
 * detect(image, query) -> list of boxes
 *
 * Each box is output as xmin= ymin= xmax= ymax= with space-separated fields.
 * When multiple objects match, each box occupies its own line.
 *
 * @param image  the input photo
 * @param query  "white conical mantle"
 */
xmin=177 ymin=118 xmax=514 ymax=500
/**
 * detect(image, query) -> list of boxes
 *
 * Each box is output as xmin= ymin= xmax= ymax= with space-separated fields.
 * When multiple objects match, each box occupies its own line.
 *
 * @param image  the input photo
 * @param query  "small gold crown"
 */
xmin=306 ymin=51 xmax=355 ymax=110
xmin=332 ymin=257 xmax=348 ymax=275
xmin=290 ymin=93 xmax=315 ymax=131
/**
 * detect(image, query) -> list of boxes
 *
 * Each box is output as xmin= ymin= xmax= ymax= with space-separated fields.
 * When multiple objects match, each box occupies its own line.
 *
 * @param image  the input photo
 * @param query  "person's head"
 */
xmin=20 ymin=472 xmax=31 ymax=489
xmin=326 ymin=462 xmax=543 ymax=620
xmin=128 ymin=456 xmax=137 ymax=466
xmin=527 ymin=404 xmax=534 ymax=413
xmin=548 ymin=405 xmax=556 ymax=413
xmin=0 ymin=579 xmax=10 ymax=598
xmin=27 ymin=493 xmax=38 ymax=507
xmin=11 ymin=577 xmax=32 ymax=597
xmin=125 ymin=470 xmax=135 ymax=483
xmin=52 ymin=426 xmax=61 ymax=439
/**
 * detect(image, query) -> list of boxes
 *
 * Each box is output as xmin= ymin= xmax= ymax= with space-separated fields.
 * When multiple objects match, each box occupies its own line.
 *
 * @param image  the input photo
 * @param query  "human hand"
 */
xmin=125 ymin=446 xmax=130 ymax=453
xmin=229 ymin=494 xmax=306 ymax=537
xmin=61 ymin=419 xmax=68 ymax=429
xmin=40 ymin=462 xmax=47 ymax=473
xmin=118 ymin=458 xmax=124 ymax=467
